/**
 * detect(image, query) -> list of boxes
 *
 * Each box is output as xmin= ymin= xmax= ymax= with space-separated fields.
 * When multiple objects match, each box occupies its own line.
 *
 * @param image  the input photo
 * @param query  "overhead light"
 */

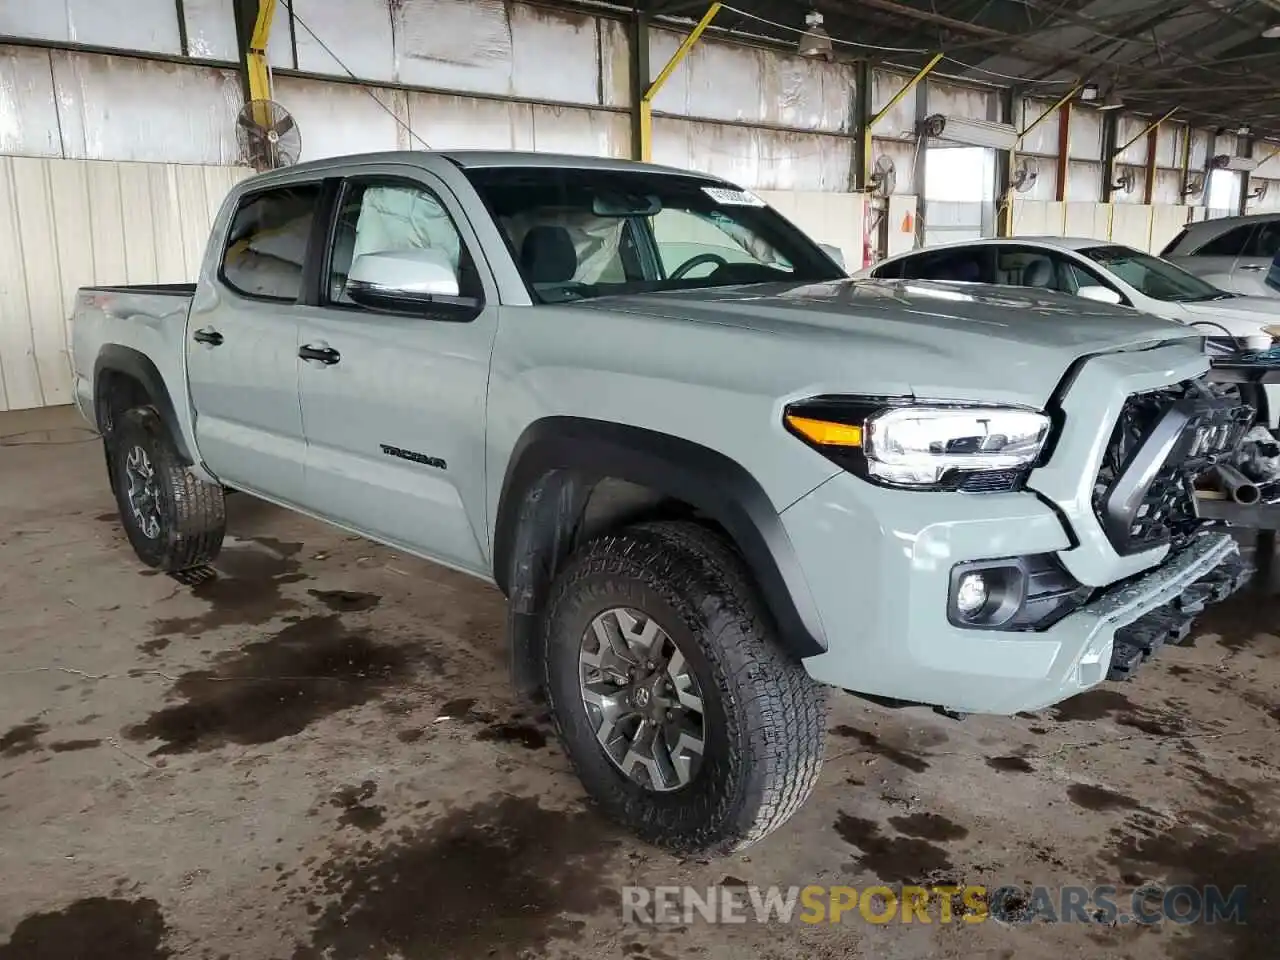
xmin=921 ymin=114 xmax=1020 ymax=151
xmin=1263 ymin=24 xmax=1280 ymax=37
xmin=1080 ymin=82 xmax=1100 ymax=102
xmin=797 ymin=10 xmax=833 ymax=60
xmin=1238 ymin=124 xmax=1253 ymax=137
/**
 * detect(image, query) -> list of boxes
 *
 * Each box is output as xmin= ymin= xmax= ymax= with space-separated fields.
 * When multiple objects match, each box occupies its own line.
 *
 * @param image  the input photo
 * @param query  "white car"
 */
xmin=1161 ymin=213 xmax=1280 ymax=297
xmin=859 ymin=236 xmax=1280 ymax=423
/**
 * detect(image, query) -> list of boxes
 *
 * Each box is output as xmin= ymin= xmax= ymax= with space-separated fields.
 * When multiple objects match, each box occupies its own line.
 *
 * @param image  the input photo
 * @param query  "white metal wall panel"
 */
xmin=0 ymin=157 xmax=249 ymax=411
xmin=1068 ymin=108 xmax=1102 ymax=161
xmin=1116 ymin=115 xmax=1149 ymax=166
xmin=0 ymin=0 xmax=181 ymax=55
xmin=1018 ymin=98 xmax=1060 ymax=157
xmin=1064 ymin=201 xmax=1109 ymax=239
xmin=293 ymin=0 xmax=396 ymax=82
xmin=1065 ymin=161 xmax=1101 ymax=202
xmin=1155 ymin=123 xmax=1182 ymax=170
xmin=600 ymin=16 xmax=631 ymax=109
xmin=509 ymin=4 xmax=600 ymax=105
xmin=928 ymin=80 xmax=994 ymax=124
xmin=655 ymin=117 xmax=852 ymax=191
xmin=183 ymin=0 xmax=239 ymax=61
xmin=1150 ymin=205 xmax=1190 ymax=253
xmin=1012 ymin=200 xmax=1065 ymax=237
xmin=648 ymin=28 xmax=853 ymax=132
xmin=274 ymin=76 xmax=410 ymax=161
xmin=0 ymin=46 xmax=62 ymax=158
xmin=871 ymin=70 xmax=915 ymax=139
xmin=410 ymin=91 xmax=533 ymax=151
xmin=1111 ymin=203 xmax=1153 ymax=249
xmin=1152 ymin=169 xmax=1183 ymax=206
xmin=1190 ymin=128 xmax=1210 ymax=169
xmin=51 ymin=52 xmax=242 ymax=164
xmin=1217 ymin=132 xmax=1238 ymax=158
xmin=756 ymin=189 xmax=864 ymax=266
xmin=1255 ymin=147 xmax=1280 ymax=179
xmin=529 ymin=104 xmax=630 ymax=158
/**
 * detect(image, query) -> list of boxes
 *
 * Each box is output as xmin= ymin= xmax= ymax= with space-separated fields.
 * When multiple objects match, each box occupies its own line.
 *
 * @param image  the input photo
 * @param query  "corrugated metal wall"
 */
xmin=0 ymin=157 xmax=248 ymax=411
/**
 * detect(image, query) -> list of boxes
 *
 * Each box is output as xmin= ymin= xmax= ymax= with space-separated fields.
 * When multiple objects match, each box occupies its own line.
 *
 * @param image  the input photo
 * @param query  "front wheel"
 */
xmin=108 ymin=406 xmax=226 ymax=571
xmin=543 ymin=521 xmax=826 ymax=853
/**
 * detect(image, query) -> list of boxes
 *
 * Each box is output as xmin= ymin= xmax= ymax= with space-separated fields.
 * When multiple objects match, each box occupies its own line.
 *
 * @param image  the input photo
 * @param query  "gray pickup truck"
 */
xmin=72 ymin=150 xmax=1251 ymax=852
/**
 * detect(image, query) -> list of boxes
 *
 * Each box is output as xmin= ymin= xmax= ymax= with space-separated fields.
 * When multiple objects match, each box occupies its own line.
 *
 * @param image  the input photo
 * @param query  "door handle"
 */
xmin=193 ymin=327 xmax=224 ymax=347
xmin=1240 ymin=264 xmax=1267 ymax=271
xmin=299 ymin=343 xmax=341 ymax=365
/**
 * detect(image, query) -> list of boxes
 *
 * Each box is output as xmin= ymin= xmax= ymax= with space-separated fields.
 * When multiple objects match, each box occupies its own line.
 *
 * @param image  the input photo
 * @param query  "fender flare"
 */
xmin=493 ymin=417 xmax=827 ymax=668
xmin=93 ymin=344 xmax=193 ymax=464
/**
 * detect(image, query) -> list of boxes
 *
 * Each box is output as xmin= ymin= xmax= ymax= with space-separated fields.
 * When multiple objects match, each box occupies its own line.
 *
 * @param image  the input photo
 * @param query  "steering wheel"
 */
xmin=669 ymin=253 xmax=729 ymax=280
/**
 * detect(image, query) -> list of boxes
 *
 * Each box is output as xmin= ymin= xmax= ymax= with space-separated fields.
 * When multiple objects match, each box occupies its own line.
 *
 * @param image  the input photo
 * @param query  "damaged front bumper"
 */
xmin=1106 ymin=536 xmax=1252 ymax=680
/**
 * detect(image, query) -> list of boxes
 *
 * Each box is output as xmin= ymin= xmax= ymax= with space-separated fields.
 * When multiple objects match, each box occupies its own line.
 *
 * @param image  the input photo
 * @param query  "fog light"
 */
xmin=955 ymin=573 xmax=988 ymax=617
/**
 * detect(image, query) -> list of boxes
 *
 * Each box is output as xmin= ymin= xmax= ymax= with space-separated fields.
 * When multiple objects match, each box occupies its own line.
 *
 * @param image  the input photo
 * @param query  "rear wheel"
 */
xmin=108 ymin=406 xmax=225 ymax=571
xmin=543 ymin=521 xmax=826 ymax=853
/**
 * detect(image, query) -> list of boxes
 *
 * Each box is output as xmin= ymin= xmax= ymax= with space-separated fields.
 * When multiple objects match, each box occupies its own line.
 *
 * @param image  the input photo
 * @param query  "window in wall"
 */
xmin=220 ymin=184 xmax=321 ymax=301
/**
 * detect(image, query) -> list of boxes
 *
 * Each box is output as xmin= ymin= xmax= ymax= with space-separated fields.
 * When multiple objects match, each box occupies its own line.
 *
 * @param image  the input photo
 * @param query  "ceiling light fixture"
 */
xmin=1262 ymin=24 xmax=1280 ymax=37
xmin=1080 ymin=82 xmax=1100 ymax=101
xmin=797 ymin=10 xmax=833 ymax=60
xmin=1239 ymin=124 xmax=1253 ymax=137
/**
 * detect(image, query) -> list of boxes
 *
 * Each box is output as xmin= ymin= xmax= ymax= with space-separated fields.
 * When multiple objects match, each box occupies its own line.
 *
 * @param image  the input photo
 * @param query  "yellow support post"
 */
xmin=862 ymin=53 xmax=943 ymax=189
xmin=639 ymin=3 xmax=721 ymax=162
xmin=246 ymin=0 xmax=276 ymax=125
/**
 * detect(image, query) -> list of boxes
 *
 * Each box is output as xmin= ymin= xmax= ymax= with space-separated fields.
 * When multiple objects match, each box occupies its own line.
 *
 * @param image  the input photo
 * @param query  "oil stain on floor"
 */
xmin=307 ymin=589 xmax=382 ymax=614
xmin=292 ymin=795 xmax=622 ymax=960
xmin=833 ymin=813 xmax=955 ymax=880
xmin=124 ymin=615 xmax=417 ymax=754
xmin=0 ymin=897 xmax=172 ymax=960
xmin=830 ymin=725 xmax=930 ymax=773
xmin=0 ymin=721 xmax=47 ymax=757
xmin=330 ymin=781 xmax=386 ymax=832
xmin=149 ymin=538 xmax=309 ymax=636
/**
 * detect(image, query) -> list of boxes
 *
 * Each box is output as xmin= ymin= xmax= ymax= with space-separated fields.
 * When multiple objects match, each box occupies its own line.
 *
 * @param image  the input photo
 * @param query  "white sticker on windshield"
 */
xmin=702 ymin=186 xmax=766 ymax=207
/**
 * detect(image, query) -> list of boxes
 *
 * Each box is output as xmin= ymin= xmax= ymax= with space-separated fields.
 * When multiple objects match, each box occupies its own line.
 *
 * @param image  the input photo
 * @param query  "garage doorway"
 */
xmin=923 ymin=146 xmax=996 ymax=246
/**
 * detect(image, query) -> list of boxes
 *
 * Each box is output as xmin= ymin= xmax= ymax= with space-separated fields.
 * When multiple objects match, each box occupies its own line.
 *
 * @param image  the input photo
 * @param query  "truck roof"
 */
xmin=247 ymin=149 xmax=723 ymax=183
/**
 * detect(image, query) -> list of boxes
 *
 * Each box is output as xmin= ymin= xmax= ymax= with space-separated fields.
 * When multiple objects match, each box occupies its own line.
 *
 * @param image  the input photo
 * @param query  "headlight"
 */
xmin=784 ymin=398 xmax=1051 ymax=492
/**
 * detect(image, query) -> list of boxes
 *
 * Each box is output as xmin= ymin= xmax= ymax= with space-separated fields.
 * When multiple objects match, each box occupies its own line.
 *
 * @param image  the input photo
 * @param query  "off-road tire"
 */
xmin=108 ymin=406 xmax=225 ymax=571
xmin=543 ymin=520 xmax=826 ymax=853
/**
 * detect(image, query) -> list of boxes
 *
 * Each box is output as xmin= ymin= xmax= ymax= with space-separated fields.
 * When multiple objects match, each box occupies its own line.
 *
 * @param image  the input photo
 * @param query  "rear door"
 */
xmin=294 ymin=166 xmax=498 ymax=575
xmin=1172 ymin=222 xmax=1255 ymax=292
xmin=187 ymin=182 xmax=322 ymax=503
xmin=1234 ymin=219 xmax=1280 ymax=295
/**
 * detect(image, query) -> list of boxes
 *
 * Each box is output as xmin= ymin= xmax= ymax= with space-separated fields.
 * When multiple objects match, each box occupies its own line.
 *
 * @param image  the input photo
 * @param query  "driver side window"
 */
xmin=651 ymin=208 xmax=791 ymax=279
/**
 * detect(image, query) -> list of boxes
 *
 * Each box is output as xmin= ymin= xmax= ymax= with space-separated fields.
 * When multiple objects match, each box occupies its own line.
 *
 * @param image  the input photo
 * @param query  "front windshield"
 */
xmin=1079 ymin=244 xmax=1227 ymax=303
xmin=464 ymin=166 xmax=844 ymax=303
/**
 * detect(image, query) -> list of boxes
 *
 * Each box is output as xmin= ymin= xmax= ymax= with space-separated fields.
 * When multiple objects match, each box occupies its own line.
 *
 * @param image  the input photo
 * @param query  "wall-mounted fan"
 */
xmin=1112 ymin=168 xmax=1137 ymax=194
xmin=1011 ymin=162 xmax=1038 ymax=194
xmin=1182 ymin=173 xmax=1206 ymax=199
xmin=1250 ymin=181 xmax=1270 ymax=202
xmin=868 ymin=155 xmax=897 ymax=197
xmin=236 ymin=99 xmax=302 ymax=172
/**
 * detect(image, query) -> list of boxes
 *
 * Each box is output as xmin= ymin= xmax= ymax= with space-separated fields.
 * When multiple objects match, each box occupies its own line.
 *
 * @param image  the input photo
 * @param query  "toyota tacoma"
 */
xmin=71 ymin=151 xmax=1251 ymax=852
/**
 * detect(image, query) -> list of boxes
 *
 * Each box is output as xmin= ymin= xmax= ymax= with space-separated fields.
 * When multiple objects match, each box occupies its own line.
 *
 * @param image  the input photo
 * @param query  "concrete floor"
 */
xmin=1 ymin=405 xmax=1278 ymax=960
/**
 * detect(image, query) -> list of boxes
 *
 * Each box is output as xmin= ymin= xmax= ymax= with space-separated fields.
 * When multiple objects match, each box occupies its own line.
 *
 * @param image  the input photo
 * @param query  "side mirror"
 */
xmin=819 ymin=243 xmax=847 ymax=272
xmin=1076 ymin=285 xmax=1122 ymax=306
xmin=346 ymin=248 xmax=460 ymax=310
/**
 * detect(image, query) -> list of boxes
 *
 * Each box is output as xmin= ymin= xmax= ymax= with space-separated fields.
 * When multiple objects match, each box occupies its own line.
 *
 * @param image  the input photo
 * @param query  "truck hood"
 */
xmin=579 ymin=278 xmax=1200 ymax=406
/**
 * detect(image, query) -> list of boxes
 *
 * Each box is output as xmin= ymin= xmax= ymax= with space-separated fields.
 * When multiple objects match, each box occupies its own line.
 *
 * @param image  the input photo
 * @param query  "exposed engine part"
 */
xmin=1229 ymin=425 xmax=1280 ymax=483
xmin=1211 ymin=462 xmax=1261 ymax=505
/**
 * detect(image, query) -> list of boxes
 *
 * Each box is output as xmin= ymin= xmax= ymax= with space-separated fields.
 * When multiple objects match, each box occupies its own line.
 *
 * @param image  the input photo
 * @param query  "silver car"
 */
xmin=1162 ymin=212 xmax=1280 ymax=297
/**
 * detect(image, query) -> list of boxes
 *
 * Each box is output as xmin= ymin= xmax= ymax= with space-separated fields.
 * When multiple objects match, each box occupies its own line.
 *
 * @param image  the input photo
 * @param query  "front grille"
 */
xmin=1092 ymin=379 xmax=1253 ymax=555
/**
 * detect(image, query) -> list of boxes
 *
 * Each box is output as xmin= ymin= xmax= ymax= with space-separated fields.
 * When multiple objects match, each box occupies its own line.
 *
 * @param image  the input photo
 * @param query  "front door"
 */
xmin=1233 ymin=219 xmax=1280 ymax=296
xmin=187 ymin=182 xmax=321 ymax=504
xmin=295 ymin=169 xmax=497 ymax=575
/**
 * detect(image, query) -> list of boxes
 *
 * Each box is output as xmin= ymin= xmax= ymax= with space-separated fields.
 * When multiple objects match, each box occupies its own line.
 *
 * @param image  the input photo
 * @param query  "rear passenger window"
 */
xmin=1193 ymin=224 xmax=1255 ymax=257
xmin=1243 ymin=221 xmax=1280 ymax=258
xmin=900 ymin=249 xmax=986 ymax=283
xmin=220 ymin=185 xmax=321 ymax=301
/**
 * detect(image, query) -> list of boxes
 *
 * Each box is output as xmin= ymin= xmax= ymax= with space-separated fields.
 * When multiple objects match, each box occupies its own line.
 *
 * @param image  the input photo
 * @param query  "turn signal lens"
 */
xmin=784 ymin=414 xmax=862 ymax=447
